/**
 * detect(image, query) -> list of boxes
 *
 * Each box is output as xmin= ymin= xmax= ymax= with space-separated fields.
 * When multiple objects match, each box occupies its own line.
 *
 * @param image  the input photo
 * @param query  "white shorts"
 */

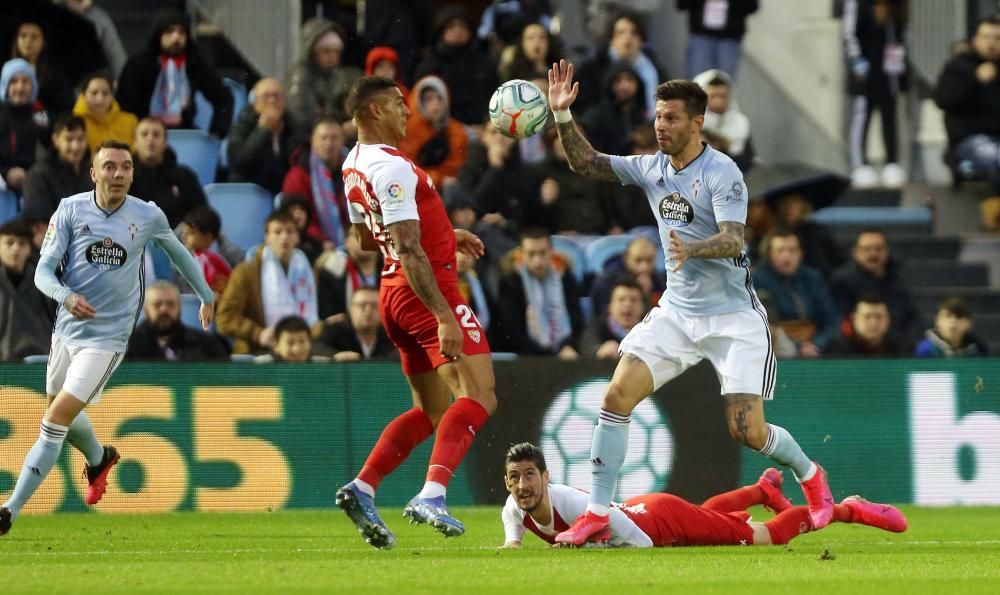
xmin=46 ymin=336 xmax=124 ymax=404
xmin=619 ymin=306 xmax=776 ymax=399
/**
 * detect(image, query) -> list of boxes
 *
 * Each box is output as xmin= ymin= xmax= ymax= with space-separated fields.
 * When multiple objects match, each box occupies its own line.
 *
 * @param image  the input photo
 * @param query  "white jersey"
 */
xmin=609 ymin=144 xmax=755 ymax=315
xmin=38 ymin=191 xmax=212 ymax=352
xmin=502 ymin=484 xmax=654 ymax=548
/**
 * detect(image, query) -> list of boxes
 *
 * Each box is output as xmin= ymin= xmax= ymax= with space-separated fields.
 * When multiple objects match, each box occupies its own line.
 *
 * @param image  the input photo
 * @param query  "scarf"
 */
xmin=261 ymin=246 xmax=318 ymax=328
xmin=608 ymin=47 xmax=658 ymax=118
xmin=150 ymin=55 xmax=190 ymax=126
xmin=460 ymin=270 xmax=490 ymax=330
xmin=309 ymin=152 xmax=345 ymax=247
xmin=519 ymin=264 xmax=571 ymax=351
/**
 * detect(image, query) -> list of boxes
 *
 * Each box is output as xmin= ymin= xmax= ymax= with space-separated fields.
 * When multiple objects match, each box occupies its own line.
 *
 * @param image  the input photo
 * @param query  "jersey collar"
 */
xmin=667 ymin=142 xmax=708 ymax=175
xmin=92 ymin=191 xmax=127 ymax=218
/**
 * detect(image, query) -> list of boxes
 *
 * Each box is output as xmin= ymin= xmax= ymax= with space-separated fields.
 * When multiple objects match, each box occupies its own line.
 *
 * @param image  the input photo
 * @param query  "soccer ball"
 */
xmin=539 ymin=379 xmax=674 ymax=499
xmin=488 ymin=79 xmax=549 ymax=139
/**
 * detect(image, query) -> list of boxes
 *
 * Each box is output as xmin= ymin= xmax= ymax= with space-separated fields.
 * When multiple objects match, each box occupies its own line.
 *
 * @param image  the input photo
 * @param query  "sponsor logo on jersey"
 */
xmin=386 ymin=182 xmax=405 ymax=205
xmin=658 ymin=192 xmax=695 ymax=227
xmin=86 ymin=237 xmax=128 ymax=270
xmin=44 ymin=223 xmax=55 ymax=242
xmin=80 ymin=224 xmax=92 ymax=236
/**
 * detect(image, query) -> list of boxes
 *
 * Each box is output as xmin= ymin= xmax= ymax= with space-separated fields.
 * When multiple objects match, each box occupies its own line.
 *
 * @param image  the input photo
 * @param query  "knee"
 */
xmin=602 ymin=382 xmax=638 ymax=416
xmin=475 ymin=391 xmax=498 ymax=416
xmin=727 ymin=418 xmax=768 ymax=450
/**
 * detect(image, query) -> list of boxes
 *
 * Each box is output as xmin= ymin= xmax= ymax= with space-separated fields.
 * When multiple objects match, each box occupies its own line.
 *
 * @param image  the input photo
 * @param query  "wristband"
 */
xmin=553 ymin=109 xmax=572 ymax=124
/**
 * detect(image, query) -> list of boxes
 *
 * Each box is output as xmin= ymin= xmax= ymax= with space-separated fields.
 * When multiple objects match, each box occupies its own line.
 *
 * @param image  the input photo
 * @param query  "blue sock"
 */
xmin=586 ymin=409 xmax=630 ymax=516
xmin=3 ymin=421 xmax=68 ymax=519
xmin=758 ymin=423 xmax=814 ymax=481
xmin=67 ymin=411 xmax=103 ymax=467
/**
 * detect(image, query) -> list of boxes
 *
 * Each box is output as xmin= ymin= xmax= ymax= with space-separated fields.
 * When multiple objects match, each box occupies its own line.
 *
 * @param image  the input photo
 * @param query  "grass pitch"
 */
xmin=3 ymin=506 xmax=999 ymax=595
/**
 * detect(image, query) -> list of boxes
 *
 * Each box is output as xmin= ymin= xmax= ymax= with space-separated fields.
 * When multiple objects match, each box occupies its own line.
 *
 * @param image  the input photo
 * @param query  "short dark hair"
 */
xmin=184 ymin=205 xmax=222 ymax=237
xmin=519 ymin=226 xmax=551 ymax=244
xmin=855 ymin=228 xmax=887 ymax=244
xmin=706 ymin=75 xmax=730 ymax=88
xmin=52 ymin=114 xmax=85 ymax=135
xmin=264 ymin=211 xmax=294 ymax=232
xmin=79 ymin=72 xmax=114 ymax=94
xmin=0 ymin=218 xmax=32 ymax=242
xmin=275 ymin=316 xmax=311 ymax=340
xmin=96 ymin=139 xmax=131 ymax=154
xmin=654 ymin=80 xmax=708 ymax=119
xmin=610 ymin=275 xmax=644 ymax=297
xmin=854 ymin=292 xmax=887 ymax=311
xmin=759 ymin=227 xmax=799 ymax=260
xmin=313 ymin=116 xmax=343 ymax=132
xmin=938 ymin=297 xmax=971 ymax=319
xmin=504 ymin=442 xmax=547 ymax=473
xmin=345 ymin=76 xmax=398 ymax=120
xmin=606 ymin=9 xmax=646 ymax=42
xmin=976 ymin=15 xmax=1000 ymax=33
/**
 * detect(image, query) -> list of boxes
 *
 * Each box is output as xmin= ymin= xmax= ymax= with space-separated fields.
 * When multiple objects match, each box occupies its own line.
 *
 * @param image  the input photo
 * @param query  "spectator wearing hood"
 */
xmin=575 ymin=10 xmax=666 ymax=116
xmin=62 ymin=0 xmax=128 ymax=78
xmin=397 ymin=75 xmax=468 ymax=190
xmin=21 ymin=114 xmax=90 ymax=221
xmin=582 ymin=63 xmax=650 ymax=157
xmin=693 ymin=69 xmax=753 ymax=170
xmin=286 ymin=18 xmax=363 ymax=130
xmin=678 ymin=0 xmax=759 ymax=80
xmin=9 ymin=21 xmax=75 ymax=117
xmin=72 ymin=73 xmax=137 ymax=154
xmin=282 ymin=117 xmax=350 ymax=249
xmin=0 ymin=218 xmax=55 ymax=361
xmin=129 ymin=117 xmax=207 ymax=228
xmin=414 ymin=5 xmax=499 ymax=127
xmin=116 ymin=10 xmax=233 ymax=138
xmin=364 ymin=46 xmax=409 ymax=104
xmin=228 ymin=78 xmax=305 ymax=194
xmin=0 ymin=59 xmax=46 ymax=194
xmin=914 ymin=298 xmax=989 ymax=358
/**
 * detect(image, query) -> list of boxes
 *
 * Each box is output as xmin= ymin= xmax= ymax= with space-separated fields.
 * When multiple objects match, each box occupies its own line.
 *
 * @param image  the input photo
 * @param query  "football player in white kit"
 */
xmin=544 ymin=60 xmax=834 ymax=546
xmin=1 ymin=140 xmax=215 ymax=536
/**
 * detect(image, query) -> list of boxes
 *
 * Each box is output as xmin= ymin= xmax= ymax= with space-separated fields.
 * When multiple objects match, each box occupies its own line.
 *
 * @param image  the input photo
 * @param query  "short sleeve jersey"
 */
xmin=609 ymin=144 xmax=756 ymax=315
xmin=39 ymin=192 xmax=178 ymax=351
xmin=343 ymin=143 xmax=457 ymax=287
xmin=501 ymin=484 xmax=654 ymax=548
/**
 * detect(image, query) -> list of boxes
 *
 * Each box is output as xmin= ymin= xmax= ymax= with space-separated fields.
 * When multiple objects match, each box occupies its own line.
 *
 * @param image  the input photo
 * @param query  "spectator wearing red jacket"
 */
xmin=281 ymin=117 xmax=349 ymax=249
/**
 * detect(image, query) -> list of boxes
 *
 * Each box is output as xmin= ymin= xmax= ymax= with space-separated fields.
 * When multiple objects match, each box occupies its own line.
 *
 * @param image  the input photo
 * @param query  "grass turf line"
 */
xmin=2 ymin=505 xmax=999 ymax=595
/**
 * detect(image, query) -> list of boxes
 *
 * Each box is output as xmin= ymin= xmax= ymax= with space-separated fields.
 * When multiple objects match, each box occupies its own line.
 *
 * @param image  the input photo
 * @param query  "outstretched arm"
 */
xmin=547 ymin=60 xmax=618 ymax=182
xmin=667 ymin=221 xmax=745 ymax=271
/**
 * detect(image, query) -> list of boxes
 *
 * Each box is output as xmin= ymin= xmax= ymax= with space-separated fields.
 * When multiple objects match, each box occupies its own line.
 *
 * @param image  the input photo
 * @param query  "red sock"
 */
xmin=425 ymin=397 xmax=489 ymax=486
xmin=702 ymin=486 xmax=765 ymax=512
xmin=764 ymin=506 xmax=813 ymax=545
xmin=357 ymin=408 xmax=434 ymax=490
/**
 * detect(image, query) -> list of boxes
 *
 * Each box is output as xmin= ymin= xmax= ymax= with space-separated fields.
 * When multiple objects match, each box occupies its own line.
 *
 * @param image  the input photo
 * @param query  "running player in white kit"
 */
xmin=1 ymin=140 xmax=215 ymax=536
xmin=543 ymin=60 xmax=834 ymax=546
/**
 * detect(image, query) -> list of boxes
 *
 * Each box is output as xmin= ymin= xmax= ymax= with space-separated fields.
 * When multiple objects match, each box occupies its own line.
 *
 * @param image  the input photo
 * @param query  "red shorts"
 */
xmin=380 ymin=282 xmax=491 ymax=376
xmin=620 ymin=494 xmax=754 ymax=547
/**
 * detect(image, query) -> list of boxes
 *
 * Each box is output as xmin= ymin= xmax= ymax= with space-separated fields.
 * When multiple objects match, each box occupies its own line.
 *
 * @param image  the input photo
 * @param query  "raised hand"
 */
xmin=454 ymin=228 xmax=485 ymax=260
xmin=547 ymin=59 xmax=580 ymax=112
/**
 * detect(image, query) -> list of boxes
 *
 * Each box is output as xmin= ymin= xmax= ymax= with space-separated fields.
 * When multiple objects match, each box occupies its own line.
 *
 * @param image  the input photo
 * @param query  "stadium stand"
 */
xmin=204 ymin=183 xmax=273 ymax=252
xmin=550 ymin=234 xmax=586 ymax=285
xmin=167 ymin=129 xmax=221 ymax=186
xmin=0 ymin=190 xmax=18 ymax=224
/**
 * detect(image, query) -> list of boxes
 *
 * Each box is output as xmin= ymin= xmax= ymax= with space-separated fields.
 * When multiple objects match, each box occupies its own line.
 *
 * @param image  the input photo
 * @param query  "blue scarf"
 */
xmin=149 ymin=55 xmax=190 ymax=126
xmin=309 ymin=152 xmax=345 ymax=247
xmin=519 ymin=264 xmax=572 ymax=352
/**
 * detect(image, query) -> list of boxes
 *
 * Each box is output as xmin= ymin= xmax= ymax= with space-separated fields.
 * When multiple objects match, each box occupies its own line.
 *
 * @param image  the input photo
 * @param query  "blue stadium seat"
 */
xmin=0 ymin=190 xmax=19 ymax=224
xmin=192 ymin=92 xmax=213 ymax=132
xmin=584 ymin=235 xmax=633 ymax=275
xmin=23 ymin=354 xmax=48 ymax=364
xmin=179 ymin=293 xmax=210 ymax=331
xmin=550 ymin=235 xmax=586 ymax=284
xmin=167 ymin=129 xmax=220 ymax=186
xmin=223 ymin=78 xmax=247 ymax=124
xmin=204 ymin=183 xmax=273 ymax=252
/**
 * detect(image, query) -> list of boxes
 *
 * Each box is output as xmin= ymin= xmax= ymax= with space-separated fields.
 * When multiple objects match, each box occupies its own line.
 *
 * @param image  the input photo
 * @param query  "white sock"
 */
xmin=417 ymin=481 xmax=446 ymax=499
xmin=352 ymin=478 xmax=375 ymax=497
xmin=796 ymin=462 xmax=818 ymax=483
xmin=585 ymin=503 xmax=610 ymax=516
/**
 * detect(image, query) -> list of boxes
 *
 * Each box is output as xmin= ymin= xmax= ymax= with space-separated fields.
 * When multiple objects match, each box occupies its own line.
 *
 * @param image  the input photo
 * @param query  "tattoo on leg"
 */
xmin=725 ymin=393 xmax=762 ymax=447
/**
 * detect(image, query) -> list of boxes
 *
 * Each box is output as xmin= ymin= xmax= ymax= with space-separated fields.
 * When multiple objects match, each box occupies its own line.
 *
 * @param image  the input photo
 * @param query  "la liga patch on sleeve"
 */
xmin=387 ymin=182 xmax=405 ymax=205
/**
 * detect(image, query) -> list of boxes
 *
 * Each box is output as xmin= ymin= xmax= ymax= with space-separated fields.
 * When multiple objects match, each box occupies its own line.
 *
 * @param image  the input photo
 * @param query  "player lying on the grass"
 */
xmin=500 ymin=443 xmax=907 ymax=548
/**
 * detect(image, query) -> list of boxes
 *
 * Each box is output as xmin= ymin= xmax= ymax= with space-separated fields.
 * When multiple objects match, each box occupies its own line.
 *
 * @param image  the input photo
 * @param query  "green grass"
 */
xmin=3 ymin=506 xmax=1000 ymax=595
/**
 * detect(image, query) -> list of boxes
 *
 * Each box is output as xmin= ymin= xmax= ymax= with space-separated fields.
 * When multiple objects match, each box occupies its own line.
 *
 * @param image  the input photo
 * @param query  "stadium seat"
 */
xmin=223 ymin=78 xmax=247 ymax=123
xmin=204 ymin=183 xmax=273 ymax=252
xmin=550 ymin=235 xmax=586 ymax=284
xmin=0 ymin=190 xmax=19 ymax=224
xmin=167 ymin=129 xmax=220 ymax=186
xmin=230 ymin=353 xmax=255 ymax=362
xmin=179 ymin=293 xmax=210 ymax=331
xmin=22 ymin=354 xmax=48 ymax=364
xmin=192 ymin=92 xmax=213 ymax=132
xmin=584 ymin=235 xmax=633 ymax=275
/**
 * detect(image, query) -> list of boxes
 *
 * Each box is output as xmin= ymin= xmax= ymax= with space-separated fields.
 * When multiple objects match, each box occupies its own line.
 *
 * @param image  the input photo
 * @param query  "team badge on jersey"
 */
xmin=86 ymin=237 xmax=127 ymax=270
xmin=658 ymin=192 xmax=695 ymax=227
xmin=467 ymin=329 xmax=482 ymax=344
xmin=386 ymin=182 xmax=405 ymax=205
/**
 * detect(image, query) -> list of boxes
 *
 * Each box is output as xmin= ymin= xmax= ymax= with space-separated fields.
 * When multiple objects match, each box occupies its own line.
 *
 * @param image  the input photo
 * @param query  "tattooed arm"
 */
xmin=388 ymin=220 xmax=463 ymax=358
xmin=554 ymin=121 xmax=619 ymax=182
xmin=667 ymin=221 xmax=745 ymax=271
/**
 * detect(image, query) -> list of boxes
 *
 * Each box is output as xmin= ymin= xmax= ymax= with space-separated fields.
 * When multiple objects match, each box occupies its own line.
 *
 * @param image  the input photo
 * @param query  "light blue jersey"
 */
xmin=37 ymin=191 xmax=213 ymax=352
xmin=610 ymin=144 xmax=755 ymax=315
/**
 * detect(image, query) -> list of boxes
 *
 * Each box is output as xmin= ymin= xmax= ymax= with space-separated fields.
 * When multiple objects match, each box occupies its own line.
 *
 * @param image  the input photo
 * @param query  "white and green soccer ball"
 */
xmin=539 ymin=379 xmax=674 ymax=500
xmin=488 ymin=79 xmax=549 ymax=139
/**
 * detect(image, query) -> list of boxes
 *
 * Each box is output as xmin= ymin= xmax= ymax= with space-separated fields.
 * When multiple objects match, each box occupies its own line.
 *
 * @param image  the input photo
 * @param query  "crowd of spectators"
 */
xmin=0 ymin=1 xmax=994 ymax=363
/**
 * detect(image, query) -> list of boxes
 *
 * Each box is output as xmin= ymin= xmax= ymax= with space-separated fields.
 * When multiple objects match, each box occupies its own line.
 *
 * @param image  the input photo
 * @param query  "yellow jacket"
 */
xmin=72 ymin=94 xmax=138 ymax=154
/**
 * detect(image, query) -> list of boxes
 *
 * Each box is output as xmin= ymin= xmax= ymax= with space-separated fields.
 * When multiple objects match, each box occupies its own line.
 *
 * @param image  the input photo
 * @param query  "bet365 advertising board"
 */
xmin=1 ymin=359 xmax=996 ymax=514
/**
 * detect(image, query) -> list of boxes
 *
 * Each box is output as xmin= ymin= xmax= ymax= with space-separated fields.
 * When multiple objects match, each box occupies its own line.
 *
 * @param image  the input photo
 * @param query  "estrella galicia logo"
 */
xmin=658 ymin=192 xmax=695 ymax=227
xmin=86 ymin=237 xmax=127 ymax=270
